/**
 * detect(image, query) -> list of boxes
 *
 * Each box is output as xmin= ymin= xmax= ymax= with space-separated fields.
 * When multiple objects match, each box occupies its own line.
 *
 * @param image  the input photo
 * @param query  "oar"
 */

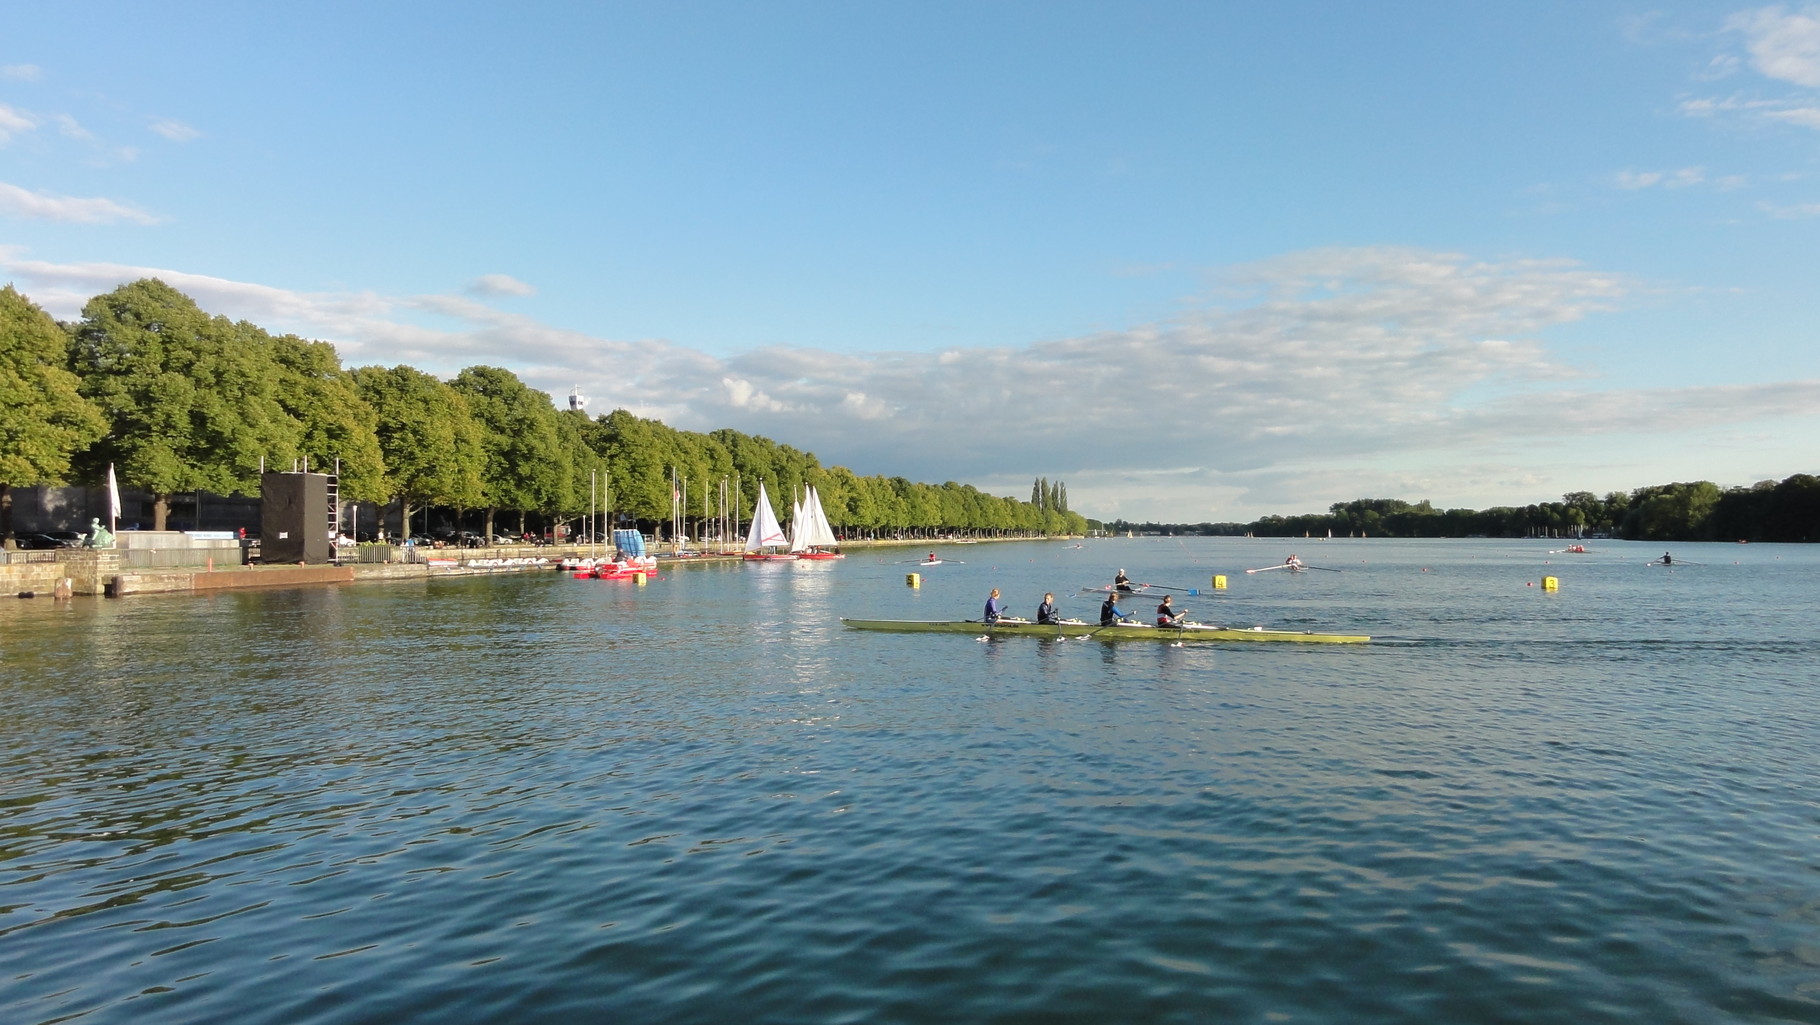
xmin=1298 ymin=565 xmax=1343 ymax=573
xmin=1137 ymin=582 xmax=1218 ymax=595
xmin=1244 ymin=563 xmax=1292 ymax=574
xmin=1651 ymin=559 xmax=1702 ymax=567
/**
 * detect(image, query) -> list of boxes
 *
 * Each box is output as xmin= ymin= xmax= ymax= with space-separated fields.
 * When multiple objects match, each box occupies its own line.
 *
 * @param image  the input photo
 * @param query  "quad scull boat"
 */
xmin=841 ymin=618 xmax=1369 ymax=644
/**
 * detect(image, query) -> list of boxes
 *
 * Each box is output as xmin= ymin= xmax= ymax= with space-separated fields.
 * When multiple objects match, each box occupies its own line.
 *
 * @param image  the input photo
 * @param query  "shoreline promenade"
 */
xmin=2 ymin=536 xmax=1071 ymax=599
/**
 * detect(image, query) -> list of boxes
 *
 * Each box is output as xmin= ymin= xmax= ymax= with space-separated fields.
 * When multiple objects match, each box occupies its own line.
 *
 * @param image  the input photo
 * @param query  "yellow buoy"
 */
xmin=1541 ymin=575 xmax=1559 ymax=591
xmin=1211 ymin=574 xmax=1227 ymax=590
xmin=906 ymin=572 xmax=921 ymax=588
xmin=634 ymin=572 xmax=647 ymax=586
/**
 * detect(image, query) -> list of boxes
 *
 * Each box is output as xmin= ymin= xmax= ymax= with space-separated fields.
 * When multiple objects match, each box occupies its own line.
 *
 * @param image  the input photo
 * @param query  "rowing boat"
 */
xmin=840 ymin=618 xmax=1370 ymax=644
xmin=1078 ymin=585 xmax=1166 ymax=598
xmin=1080 ymin=582 xmax=1218 ymax=597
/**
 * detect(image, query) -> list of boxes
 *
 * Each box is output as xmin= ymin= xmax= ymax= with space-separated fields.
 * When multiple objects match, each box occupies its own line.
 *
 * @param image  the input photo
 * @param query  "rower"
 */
xmin=983 ymin=588 xmax=1005 ymax=624
xmin=928 ymin=552 xmax=938 ymax=562
xmin=1114 ymin=569 xmax=1134 ymax=593
xmin=1036 ymin=592 xmax=1060 ymax=625
xmin=1155 ymin=594 xmax=1183 ymax=627
xmin=1285 ymin=554 xmax=1303 ymax=569
xmin=1100 ymin=594 xmax=1129 ymax=626
xmin=1661 ymin=552 xmax=1672 ymax=565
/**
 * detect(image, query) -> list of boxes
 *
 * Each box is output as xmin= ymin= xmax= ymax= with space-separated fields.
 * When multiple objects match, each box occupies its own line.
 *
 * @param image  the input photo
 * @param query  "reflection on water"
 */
xmin=3 ymin=539 xmax=1818 ymax=1024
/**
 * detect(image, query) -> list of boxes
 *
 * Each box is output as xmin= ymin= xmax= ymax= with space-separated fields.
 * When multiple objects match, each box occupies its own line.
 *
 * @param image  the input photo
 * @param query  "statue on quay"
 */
xmin=85 ymin=518 xmax=115 ymax=549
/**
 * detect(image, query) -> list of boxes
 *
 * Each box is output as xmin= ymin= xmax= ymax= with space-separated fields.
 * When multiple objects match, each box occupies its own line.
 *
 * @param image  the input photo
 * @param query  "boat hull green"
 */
xmin=839 ymin=618 xmax=1369 ymax=644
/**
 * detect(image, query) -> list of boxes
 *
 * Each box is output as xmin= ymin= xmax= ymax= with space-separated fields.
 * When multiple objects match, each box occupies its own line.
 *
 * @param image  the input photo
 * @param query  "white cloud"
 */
xmin=722 ymin=377 xmax=795 ymax=413
xmin=1728 ymin=4 xmax=1820 ymax=86
xmin=3 ymin=246 xmax=1815 ymax=521
xmin=0 ymin=103 xmax=36 ymax=144
xmin=53 ymin=114 xmax=93 ymax=142
xmin=0 ymin=104 xmax=136 ymax=163
xmin=0 ymin=182 xmax=160 ymax=224
xmin=148 ymin=119 xmax=200 ymax=142
xmin=1677 ymin=91 xmax=1820 ymax=131
xmin=1612 ymin=167 xmax=1727 ymax=190
xmin=1759 ymin=199 xmax=1820 ymax=216
xmin=1682 ymin=9 xmax=1820 ymax=133
xmin=0 ymin=64 xmax=40 ymax=81
xmin=1700 ymin=53 xmax=1744 ymax=80
xmin=1763 ymin=104 xmax=1820 ymax=126
xmin=465 ymin=273 xmax=536 ymax=297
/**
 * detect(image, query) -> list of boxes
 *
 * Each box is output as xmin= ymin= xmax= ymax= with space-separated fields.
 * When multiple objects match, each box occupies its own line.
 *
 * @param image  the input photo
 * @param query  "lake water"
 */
xmin=3 ymin=537 xmax=1817 ymax=1024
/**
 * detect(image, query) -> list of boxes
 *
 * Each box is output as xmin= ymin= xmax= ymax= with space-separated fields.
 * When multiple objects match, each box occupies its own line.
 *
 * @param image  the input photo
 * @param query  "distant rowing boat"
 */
xmin=1077 ymin=583 xmax=1217 ymax=598
xmin=1079 ymin=585 xmax=1164 ymax=598
xmin=1245 ymin=561 xmax=1340 ymax=574
xmin=840 ymin=618 xmax=1370 ymax=644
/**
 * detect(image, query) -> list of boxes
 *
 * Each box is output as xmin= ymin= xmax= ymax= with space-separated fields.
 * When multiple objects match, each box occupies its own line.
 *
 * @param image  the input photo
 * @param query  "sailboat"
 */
xmin=744 ymin=481 xmax=798 ymax=561
xmin=792 ymin=485 xmax=845 ymax=560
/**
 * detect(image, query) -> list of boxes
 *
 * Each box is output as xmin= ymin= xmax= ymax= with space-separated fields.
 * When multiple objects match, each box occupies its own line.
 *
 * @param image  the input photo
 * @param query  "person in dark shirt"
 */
xmin=1036 ymin=593 xmax=1059 ymax=624
xmin=1100 ymin=595 xmax=1129 ymax=626
xmin=1114 ymin=569 xmax=1134 ymax=592
xmin=983 ymin=588 xmax=1005 ymax=624
xmin=1156 ymin=595 xmax=1184 ymax=626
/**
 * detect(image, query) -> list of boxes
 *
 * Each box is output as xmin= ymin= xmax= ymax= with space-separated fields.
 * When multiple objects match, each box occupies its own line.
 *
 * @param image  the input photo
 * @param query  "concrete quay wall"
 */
xmin=105 ymin=556 xmax=564 ymax=596
xmin=2 ymin=560 xmax=68 ymax=596
xmin=9 ymin=536 xmax=1064 ymax=598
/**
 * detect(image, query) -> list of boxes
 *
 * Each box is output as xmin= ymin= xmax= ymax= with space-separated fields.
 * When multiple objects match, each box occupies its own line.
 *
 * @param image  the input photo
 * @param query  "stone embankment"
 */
xmin=6 ymin=537 xmax=1063 ymax=599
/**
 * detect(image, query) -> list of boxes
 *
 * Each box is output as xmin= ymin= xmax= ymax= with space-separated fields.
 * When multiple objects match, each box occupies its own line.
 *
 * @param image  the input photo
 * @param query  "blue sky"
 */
xmin=4 ymin=2 xmax=1818 ymax=522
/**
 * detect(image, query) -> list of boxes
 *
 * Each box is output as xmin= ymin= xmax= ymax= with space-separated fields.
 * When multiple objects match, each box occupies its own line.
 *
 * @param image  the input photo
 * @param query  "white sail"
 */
xmin=745 ymin=482 xmax=790 ymax=551
xmin=804 ymin=485 xmax=840 ymax=548
xmin=789 ymin=493 xmax=807 ymax=553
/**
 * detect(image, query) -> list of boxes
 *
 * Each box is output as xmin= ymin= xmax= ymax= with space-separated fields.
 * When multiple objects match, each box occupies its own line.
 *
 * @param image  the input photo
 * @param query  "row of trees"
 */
xmin=591 ymin=411 xmax=1089 ymax=538
xmin=1 ymin=279 xmax=1091 ymax=541
xmin=1109 ymin=478 xmax=1820 ymax=543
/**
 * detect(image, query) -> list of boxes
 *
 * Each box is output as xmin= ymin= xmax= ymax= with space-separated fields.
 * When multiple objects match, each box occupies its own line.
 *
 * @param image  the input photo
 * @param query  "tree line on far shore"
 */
xmin=0 ymin=280 xmax=1090 ymax=541
xmin=1108 ymin=480 xmax=1820 ymax=543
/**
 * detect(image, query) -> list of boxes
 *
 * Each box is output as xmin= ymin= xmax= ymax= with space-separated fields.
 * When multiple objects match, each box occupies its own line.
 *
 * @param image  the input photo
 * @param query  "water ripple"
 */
xmin=4 ymin=543 xmax=1819 ymax=1023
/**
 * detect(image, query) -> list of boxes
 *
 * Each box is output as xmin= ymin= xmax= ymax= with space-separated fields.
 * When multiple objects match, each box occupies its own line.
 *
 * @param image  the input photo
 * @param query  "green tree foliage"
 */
xmin=1762 ymin=474 xmax=1820 ymax=542
xmin=600 ymin=409 xmax=683 ymax=524
xmin=549 ymin=408 xmax=607 ymax=534
xmin=451 ymin=366 xmax=570 ymax=538
xmin=270 ymin=333 xmax=387 ymax=503
xmin=10 ymin=280 xmax=1086 ymax=545
xmin=1624 ymin=481 xmax=1723 ymax=541
xmin=1128 ymin=473 xmax=1815 ymax=542
xmin=567 ymin=410 xmax=1083 ymax=540
xmin=351 ymin=365 xmax=484 ymax=538
xmin=0 ymin=286 xmax=107 ymax=540
xmin=68 ymin=279 xmax=302 ymax=529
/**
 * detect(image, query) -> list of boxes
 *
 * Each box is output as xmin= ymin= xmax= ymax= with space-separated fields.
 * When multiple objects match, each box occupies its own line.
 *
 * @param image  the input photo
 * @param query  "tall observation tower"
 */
xmin=569 ymin=386 xmax=589 ymax=412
